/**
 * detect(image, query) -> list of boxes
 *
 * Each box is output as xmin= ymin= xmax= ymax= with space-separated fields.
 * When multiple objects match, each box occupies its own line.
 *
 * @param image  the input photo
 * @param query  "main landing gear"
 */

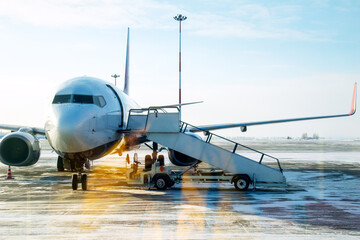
xmin=57 ymin=156 xmax=65 ymax=172
xmin=57 ymin=157 xmax=91 ymax=172
xmin=72 ymin=173 xmax=88 ymax=190
xmin=56 ymin=157 xmax=90 ymax=190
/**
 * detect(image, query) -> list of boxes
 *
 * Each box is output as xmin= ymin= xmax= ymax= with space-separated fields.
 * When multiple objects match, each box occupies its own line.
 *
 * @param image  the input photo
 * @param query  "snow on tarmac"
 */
xmin=0 ymin=139 xmax=359 ymax=239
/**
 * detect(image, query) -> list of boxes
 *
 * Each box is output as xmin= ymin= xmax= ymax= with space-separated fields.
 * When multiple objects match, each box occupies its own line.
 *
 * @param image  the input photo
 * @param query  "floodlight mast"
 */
xmin=111 ymin=74 xmax=120 ymax=86
xmin=174 ymin=14 xmax=187 ymax=121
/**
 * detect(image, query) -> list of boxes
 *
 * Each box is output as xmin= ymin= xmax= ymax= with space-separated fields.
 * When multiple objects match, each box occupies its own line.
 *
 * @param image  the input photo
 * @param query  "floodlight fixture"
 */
xmin=174 ymin=14 xmax=187 ymax=120
xmin=111 ymin=74 xmax=120 ymax=86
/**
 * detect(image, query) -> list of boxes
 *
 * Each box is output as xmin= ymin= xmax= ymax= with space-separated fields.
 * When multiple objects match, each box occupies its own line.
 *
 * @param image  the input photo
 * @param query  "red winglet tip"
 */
xmin=350 ymin=82 xmax=357 ymax=115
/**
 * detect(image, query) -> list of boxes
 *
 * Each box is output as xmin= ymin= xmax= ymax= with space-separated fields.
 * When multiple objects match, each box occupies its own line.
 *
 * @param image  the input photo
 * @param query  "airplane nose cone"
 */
xmin=46 ymin=106 xmax=96 ymax=153
xmin=56 ymin=118 xmax=87 ymax=152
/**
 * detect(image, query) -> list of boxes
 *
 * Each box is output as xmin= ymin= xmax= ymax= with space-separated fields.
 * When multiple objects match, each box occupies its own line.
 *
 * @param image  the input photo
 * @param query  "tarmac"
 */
xmin=0 ymin=139 xmax=360 ymax=239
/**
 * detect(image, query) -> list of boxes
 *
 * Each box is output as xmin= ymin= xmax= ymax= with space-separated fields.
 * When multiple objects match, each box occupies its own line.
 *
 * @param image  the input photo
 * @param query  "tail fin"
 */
xmin=124 ymin=27 xmax=130 ymax=95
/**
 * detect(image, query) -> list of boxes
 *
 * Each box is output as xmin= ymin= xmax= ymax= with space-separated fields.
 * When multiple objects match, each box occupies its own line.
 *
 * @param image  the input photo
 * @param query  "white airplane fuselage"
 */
xmin=45 ymin=76 xmax=139 ymax=161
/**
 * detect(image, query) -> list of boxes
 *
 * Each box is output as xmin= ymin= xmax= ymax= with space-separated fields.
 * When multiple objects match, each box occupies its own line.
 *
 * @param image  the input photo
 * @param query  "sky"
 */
xmin=0 ymin=0 xmax=359 ymax=139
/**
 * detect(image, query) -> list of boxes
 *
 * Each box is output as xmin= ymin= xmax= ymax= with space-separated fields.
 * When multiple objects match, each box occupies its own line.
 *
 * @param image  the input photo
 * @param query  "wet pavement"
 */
xmin=0 ymin=140 xmax=360 ymax=239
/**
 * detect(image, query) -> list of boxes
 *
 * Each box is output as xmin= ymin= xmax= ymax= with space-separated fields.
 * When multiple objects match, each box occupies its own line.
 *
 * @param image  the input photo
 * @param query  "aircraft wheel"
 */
xmin=57 ymin=156 xmax=64 ymax=172
xmin=153 ymin=175 xmax=168 ymax=190
xmin=72 ymin=174 xmax=78 ymax=190
xmin=81 ymin=174 xmax=88 ymax=191
xmin=234 ymin=175 xmax=250 ymax=191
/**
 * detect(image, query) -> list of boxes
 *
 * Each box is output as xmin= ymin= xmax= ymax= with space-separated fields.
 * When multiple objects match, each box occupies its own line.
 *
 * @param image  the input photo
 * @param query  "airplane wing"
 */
xmin=0 ymin=124 xmax=45 ymax=135
xmin=150 ymin=101 xmax=203 ymax=109
xmin=190 ymin=82 xmax=357 ymax=133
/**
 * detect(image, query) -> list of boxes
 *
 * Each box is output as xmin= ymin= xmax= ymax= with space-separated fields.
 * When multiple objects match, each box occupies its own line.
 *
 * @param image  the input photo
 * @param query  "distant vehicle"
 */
xmin=0 ymin=28 xmax=357 ymax=190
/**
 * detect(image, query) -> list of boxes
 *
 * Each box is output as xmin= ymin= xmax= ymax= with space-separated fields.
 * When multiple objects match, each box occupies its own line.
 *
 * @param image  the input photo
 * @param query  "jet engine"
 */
xmin=0 ymin=130 xmax=40 ymax=166
xmin=168 ymin=132 xmax=202 ymax=166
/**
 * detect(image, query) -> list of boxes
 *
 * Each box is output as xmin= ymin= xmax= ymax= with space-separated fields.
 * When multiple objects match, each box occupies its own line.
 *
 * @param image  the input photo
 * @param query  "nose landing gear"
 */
xmin=72 ymin=173 xmax=88 ymax=190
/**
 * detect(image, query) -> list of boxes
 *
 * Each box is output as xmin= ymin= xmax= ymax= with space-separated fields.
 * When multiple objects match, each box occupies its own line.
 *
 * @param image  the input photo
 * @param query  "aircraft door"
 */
xmin=106 ymin=85 xmax=124 ymax=128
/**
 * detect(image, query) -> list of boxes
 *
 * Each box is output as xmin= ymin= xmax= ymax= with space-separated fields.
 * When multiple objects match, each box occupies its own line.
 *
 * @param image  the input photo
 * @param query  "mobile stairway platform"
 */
xmin=125 ymin=107 xmax=286 ymax=191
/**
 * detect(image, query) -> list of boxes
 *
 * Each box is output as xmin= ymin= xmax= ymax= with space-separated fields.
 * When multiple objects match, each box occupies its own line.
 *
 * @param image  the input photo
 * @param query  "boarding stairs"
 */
xmin=126 ymin=107 xmax=286 ymax=186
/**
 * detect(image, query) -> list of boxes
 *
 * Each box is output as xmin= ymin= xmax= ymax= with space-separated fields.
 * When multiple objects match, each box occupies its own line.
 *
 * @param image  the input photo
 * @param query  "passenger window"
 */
xmin=52 ymin=95 xmax=71 ymax=104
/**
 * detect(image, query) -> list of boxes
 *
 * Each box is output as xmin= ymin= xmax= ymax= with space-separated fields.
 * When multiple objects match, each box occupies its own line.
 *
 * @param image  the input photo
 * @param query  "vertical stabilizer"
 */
xmin=124 ymin=27 xmax=130 ymax=95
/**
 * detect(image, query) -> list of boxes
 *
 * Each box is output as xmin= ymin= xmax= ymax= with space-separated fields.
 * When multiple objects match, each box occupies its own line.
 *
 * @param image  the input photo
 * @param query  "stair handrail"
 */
xmin=126 ymin=108 xmax=283 ymax=173
xmin=181 ymin=122 xmax=283 ymax=173
xmin=127 ymin=107 xmax=179 ymax=131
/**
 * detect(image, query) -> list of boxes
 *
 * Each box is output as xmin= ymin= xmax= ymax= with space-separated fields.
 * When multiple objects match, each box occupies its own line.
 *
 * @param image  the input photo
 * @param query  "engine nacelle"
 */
xmin=168 ymin=132 xmax=202 ymax=166
xmin=0 ymin=131 xmax=40 ymax=166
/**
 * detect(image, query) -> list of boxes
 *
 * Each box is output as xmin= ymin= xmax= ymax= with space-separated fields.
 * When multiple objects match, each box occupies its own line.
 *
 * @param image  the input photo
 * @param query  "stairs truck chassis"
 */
xmin=126 ymin=155 xmax=286 ymax=191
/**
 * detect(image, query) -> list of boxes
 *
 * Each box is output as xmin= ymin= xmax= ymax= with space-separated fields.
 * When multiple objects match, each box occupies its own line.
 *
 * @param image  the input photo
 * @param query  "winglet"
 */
xmin=350 ymin=82 xmax=357 ymax=115
xmin=124 ymin=27 xmax=130 ymax=95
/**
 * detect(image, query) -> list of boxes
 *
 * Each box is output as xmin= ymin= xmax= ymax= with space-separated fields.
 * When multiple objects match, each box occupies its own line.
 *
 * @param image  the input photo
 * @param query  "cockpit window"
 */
xmin=52 ymin=94 xmax=106 ymax=108
xmin=73 ymin=95 xmax=93 ymax=104
xmin=52 ymin=95 xmax=71 ymax=104
xmin=94 ymin=96 xmax=106 ymax=108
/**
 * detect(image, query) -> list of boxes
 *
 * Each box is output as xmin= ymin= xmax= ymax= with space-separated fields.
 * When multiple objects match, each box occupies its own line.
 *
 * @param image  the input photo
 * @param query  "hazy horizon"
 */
xmin=0 ymin=0 xmax=359 ymax=138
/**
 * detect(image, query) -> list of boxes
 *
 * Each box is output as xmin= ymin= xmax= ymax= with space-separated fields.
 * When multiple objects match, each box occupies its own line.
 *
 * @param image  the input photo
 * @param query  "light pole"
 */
xmin=111 ymin=74 xmax=120 ymax=86
xmin=174 ymin=14 xmax=187 ymax=121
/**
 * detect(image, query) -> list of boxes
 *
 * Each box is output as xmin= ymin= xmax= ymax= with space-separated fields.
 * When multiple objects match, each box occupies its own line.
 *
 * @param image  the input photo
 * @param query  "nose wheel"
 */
xmin=72 ymin=173 xmax=88 ymax=190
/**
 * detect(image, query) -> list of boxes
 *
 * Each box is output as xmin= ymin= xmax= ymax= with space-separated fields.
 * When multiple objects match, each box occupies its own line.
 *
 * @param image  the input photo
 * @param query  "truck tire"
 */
xmin=233 ymin=175 xmax=250 ymax=191
xmin=153 ymin=174 xmax=169 ymax=190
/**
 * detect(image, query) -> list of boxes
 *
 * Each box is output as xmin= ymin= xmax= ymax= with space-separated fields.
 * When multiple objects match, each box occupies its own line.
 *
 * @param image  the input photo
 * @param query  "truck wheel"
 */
xmin=153 ymin=175 xmax=168 ymax=190
xmin=234 ymin=175 xmax=250 ymax=191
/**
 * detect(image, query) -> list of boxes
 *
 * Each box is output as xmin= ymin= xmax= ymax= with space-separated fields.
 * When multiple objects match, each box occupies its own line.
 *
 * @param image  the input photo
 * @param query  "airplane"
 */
xmin=0 ymin=28 xmax=357 ymax=190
